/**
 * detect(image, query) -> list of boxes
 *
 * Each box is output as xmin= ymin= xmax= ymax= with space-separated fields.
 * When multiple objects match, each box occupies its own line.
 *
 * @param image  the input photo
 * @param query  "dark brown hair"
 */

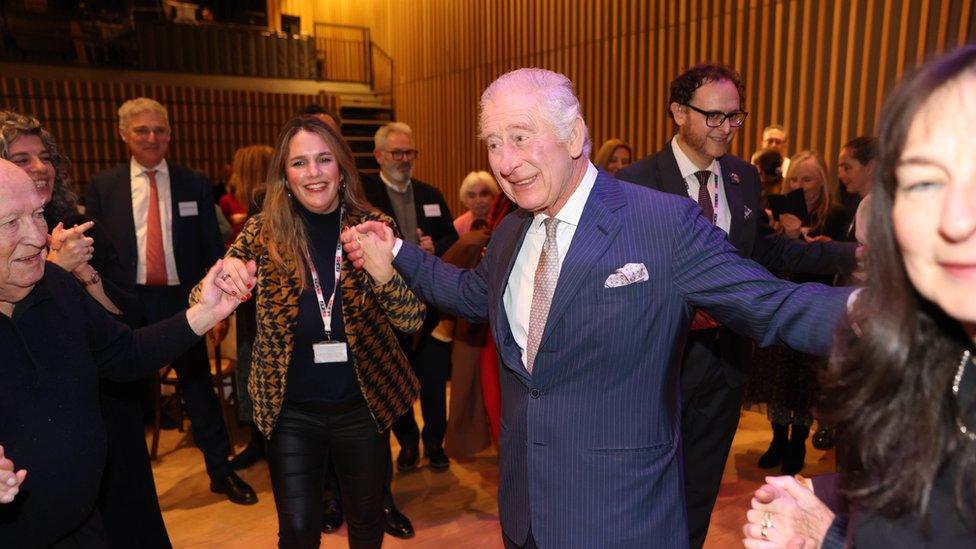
xmin=667 ymin=63 xmax=744 ymax=120
xmin=820 ymin=45 xmax=976 ymax=527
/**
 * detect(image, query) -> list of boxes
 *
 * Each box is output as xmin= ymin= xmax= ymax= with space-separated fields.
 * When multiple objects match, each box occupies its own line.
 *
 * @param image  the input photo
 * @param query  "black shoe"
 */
xmin=781 ymin=425 xmax=809 ymax=475
xmin=384 ymin=505 xmax=415 ymax=539
xmin=396 ymin=446 xmax=419 ymax=472
xmin=210 ymin=471 xmax=258 ymax=505
xmin=229 ymin=439 xmax=265 ymax=470
xmin=321 ymin=497 xmax=343 ymax=534
xmin=426 ymin=447 xmax=450 ymax=471
xmin=758 ymin=423 xmax=789 ymax=469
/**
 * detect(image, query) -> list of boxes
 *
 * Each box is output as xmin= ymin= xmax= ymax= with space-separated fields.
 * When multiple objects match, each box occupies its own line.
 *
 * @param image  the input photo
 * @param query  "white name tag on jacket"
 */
xmin=313 ymin=341 xmax=348 ymax=363
xmin=178 ymin=201 xmax=199 ymax=217
xmin=423 ymin=203 xmax=442 ymax=217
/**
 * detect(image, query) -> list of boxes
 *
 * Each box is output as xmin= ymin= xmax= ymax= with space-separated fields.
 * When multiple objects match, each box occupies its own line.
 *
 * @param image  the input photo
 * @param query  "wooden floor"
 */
xmin=152 ymin=406 xmax=835 ymax=548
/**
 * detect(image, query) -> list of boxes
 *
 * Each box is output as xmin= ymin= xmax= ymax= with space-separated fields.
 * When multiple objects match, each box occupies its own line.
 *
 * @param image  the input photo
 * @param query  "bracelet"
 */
xmin=80 ymin=269 xmax=101 ymax=287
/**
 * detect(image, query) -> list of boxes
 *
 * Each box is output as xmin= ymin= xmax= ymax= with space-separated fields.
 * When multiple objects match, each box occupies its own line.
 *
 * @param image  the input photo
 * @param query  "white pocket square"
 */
xmin=604 ymin=263 xmax=649 ymax=288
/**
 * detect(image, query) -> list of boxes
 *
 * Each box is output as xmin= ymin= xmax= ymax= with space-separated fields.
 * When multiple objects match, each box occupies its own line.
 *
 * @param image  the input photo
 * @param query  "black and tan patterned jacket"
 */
xmin=192 ymin=209 xmax=424 ymax=438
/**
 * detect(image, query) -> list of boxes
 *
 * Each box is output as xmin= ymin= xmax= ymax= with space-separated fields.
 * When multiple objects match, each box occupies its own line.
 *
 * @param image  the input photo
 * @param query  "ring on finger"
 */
xmin=760 ymin=525 xmax=768 ymax=539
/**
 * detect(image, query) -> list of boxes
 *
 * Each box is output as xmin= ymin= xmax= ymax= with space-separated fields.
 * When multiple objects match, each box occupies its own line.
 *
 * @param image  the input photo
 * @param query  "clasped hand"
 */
xmin=48 ymin=221 xmax=95 ymax=273
xmin=340 ymin=221 xmax=396 ymax=285
xmin=0 ymin=445 xmax=27 ymax=504
xmin=742 ymin=475 xmax=833 ymax=549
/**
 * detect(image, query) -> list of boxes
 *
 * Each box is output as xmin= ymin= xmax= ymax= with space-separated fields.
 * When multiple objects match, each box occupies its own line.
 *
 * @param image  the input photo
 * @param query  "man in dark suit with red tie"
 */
xmin=86 ymin=98 xmax=256 ymax=506
xmin=616 ymin=64 xmax=858 ymax=548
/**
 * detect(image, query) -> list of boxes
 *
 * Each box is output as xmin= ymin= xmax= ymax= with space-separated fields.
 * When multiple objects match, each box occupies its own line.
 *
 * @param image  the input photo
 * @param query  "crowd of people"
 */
xmin=1 ymin=44 xmax=974 ymax=549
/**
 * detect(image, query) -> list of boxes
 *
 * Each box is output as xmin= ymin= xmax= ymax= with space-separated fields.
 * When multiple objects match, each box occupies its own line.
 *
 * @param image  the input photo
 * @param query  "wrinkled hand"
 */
xmin=779 ymin=214 xmax=804 ymax=239
xmin=188 ymin=259 xmax=256 ymax=336
xmin=742 ymin=475 xmax=833 ymax=549
xmin=48 ymin=221 xmax=95 ymax=272
xmin=416 ymin=228 xmax=435 ymax=254
xmin=0 ymin=445 xmax=27 ymax=504
xmin=340 ymin=221 xmax=396 ymax=284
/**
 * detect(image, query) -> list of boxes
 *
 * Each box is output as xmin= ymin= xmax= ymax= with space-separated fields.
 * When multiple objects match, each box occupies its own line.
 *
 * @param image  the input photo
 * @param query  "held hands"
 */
xmin=340 ymin=221 xmax=396 ymax=285
xmin=778 ymin=214 xmax=804 ymax=239
xmin=187 ymin=259 xmax=257 ymax=336
xmin=416 ymin=228 xmax=435 ymax=254
xmin=0 ymin=445 xmax=27 ymax=504
xmin=48 ymin=221 xmax=95 ymax=272
xmin=742 ymin=475 xmax=833 ymax=549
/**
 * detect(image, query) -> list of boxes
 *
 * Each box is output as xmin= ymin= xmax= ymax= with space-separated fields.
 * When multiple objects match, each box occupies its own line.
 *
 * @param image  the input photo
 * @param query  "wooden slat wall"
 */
xmin=302 ymin=0 xmax=976 ymax=217
xmin=0 ymin=78 xmax=341 ymax=194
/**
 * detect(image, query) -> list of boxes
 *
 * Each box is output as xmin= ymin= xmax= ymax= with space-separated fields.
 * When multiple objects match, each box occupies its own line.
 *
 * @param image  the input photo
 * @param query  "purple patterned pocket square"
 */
xmin=604 ymin=263 xmax=649 ymax=288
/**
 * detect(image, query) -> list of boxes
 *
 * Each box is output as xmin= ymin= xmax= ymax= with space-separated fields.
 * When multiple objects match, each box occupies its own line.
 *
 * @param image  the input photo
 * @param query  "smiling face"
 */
xmin=462 ymin=179 xmax=497 ymax=220
xmin=787 ymin=158 xmax=824 ymax=210
xmin=285 ymin=129 xmax=342 ymax=214
xmin=673 ymin=79 xmax=742 ymax=168
xmin=892 ymin=73 xmax=976 ymax=329
xmin=120 ymin=110 xmax=170 ymax=168
xmin=481 ymin=90 xmax=586 ymax=216
xmin=0 ymin=160 xmax=48 ymax=310
xmin=5 ymin=134 xmax=55 ymax=205
xmin=606 ymin=146 xmax=632 ymax=175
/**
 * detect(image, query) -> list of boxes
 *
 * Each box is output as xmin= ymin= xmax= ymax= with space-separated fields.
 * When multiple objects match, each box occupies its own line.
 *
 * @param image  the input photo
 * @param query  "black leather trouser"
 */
xmin=268 ymin=400 xmax=388 ymax=549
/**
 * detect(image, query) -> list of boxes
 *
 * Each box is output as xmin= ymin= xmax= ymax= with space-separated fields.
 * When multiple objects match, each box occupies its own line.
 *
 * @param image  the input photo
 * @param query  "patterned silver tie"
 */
xmin=526 ymin=217 xmax=560 ymax=374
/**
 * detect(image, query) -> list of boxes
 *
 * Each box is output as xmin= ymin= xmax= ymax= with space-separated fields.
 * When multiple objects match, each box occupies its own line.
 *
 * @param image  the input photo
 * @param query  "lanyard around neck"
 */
xmin=303 ymin=206 xmax=344 ymax=340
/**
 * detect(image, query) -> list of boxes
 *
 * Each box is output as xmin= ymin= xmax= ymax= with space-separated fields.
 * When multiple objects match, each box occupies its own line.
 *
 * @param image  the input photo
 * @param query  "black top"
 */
xmin=0 ymin=266 xmax=198 ymax=548
xmin=284 ymin=203 xmax=361 ymax=405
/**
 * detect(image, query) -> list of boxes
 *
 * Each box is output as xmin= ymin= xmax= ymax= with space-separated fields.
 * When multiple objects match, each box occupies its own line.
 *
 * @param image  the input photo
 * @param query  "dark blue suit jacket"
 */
xmin=393 ymin=171 xmax=852 ymax=548
xmin=85 ymin=162 xmax=222 ymax=301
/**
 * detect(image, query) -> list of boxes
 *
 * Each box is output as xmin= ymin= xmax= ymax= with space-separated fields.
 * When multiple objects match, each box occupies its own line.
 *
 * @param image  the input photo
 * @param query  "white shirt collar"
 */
xmin=670 ymin=135 xmax=720 ymax=180
xmin=531 ymin=161 xmax=598 ymax=231
xmin=130 ymin=157 xmax=169 ymax=179
xmin=379 ymin=170 xmax=411 ymax=194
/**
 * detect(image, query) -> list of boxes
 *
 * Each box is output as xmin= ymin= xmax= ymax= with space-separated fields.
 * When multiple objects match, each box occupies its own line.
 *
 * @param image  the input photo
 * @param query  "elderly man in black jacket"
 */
xmin=0 ymin=159 xmax=253 ymax=548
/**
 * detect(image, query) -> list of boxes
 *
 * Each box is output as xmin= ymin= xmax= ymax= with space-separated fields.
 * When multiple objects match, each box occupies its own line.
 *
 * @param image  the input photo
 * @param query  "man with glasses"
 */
xmin=361 ymin=123 xmax=458 ymax=482
xmin=86 ymin=98 xmax=257 ymax=508
xmin=617 ymin=64 xmax=857 ymax=548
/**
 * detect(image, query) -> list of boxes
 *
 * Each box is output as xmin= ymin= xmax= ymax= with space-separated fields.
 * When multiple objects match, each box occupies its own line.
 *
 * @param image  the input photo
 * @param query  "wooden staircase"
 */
xmin=337 ymin=88 xmax=393 ymax=175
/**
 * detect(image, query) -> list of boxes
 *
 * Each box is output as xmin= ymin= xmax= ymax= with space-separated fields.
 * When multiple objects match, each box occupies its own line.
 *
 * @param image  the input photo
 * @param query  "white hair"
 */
xmin=458 ymin=170 xmax=499 ymax=201
xmin=374 ymin=121 xmax=414 ymax=151
xmin=479 ymin=68 xmax=591 ymax=156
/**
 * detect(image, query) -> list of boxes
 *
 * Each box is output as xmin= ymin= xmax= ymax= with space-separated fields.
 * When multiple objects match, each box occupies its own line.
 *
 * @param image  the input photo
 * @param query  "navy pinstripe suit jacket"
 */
xmin=393 ymin=170 xmax=852 ymax=548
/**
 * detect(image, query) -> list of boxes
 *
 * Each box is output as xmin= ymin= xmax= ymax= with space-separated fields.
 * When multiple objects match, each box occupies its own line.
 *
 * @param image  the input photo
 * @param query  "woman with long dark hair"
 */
xmin=742 ymin=45 xmax=976 ymax=548
xmin=197 ymin=116 xmax=424 ymax=548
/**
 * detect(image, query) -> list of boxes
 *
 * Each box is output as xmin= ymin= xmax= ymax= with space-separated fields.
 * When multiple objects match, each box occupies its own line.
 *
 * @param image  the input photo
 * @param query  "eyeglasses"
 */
xmin=384 ymin=149 xmax=418 ymax=161
xmin=683 ymin=104 xmax=748 ymax=128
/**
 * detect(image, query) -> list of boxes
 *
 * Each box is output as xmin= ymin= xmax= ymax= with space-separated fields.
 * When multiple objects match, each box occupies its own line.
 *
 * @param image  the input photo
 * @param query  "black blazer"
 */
xmin=85 ymin=162 xmax=223 ymax=300
xmin=616 ymin=146 xmax=858 ymax=275
xmin=360 ymin=173 xmax=458 ymax=256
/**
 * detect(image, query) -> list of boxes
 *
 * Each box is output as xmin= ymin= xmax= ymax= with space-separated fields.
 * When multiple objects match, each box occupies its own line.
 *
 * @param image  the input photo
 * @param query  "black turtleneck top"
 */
xmin=284 ymin=204 xmax=361 ymax=405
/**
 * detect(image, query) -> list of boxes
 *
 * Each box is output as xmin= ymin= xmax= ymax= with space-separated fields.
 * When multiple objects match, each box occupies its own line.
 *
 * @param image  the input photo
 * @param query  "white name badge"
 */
xmin=313 ymin=341 xmax=349 ymax=364
xmin=178 ymin=201 xmax=199 ymax=217
xmin=423 ymin=203 xmax=442 ymax=217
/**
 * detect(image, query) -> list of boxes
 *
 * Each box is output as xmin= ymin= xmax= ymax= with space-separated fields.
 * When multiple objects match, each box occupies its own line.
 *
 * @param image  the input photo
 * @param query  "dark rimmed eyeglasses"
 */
xmin=683 ymin=104 xmax=749 ymax=128
xmin=384 ymin=149 xmax=419 ymax=161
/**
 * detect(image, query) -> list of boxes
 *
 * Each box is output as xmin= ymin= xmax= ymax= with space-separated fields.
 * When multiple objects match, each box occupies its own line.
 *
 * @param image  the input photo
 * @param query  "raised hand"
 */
xmin=416 ymin=228 xmax=435 ymax=254
xmin=48 ymin=221 xmax=95 ymax=272
xmin=187 ymin=259 xmax=257 ymax=336
xmin=340 ymin=221 xmax=396 ymax=283
xmin=0 ymin=445 xmax=27 ymax=504
xmin=742 ymin=475 xmax=833 ymax=549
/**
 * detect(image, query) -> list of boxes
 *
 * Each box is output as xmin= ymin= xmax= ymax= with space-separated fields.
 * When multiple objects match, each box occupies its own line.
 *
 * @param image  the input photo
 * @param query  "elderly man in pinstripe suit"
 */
xmin=341 ymin=68 xmax=852 ymax=549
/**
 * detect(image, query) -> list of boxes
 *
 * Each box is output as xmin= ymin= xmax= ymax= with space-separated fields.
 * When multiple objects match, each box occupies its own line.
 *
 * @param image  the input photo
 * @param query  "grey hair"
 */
xmin=373 ymin=121 xmax=414 ymax=151
xmin=479 ymin=68 xmax=592 ymax=156
xmin=118 ymin=97 xmax=170 ymax=132
xmin=458 ymin=170 xmax=499 ymax=200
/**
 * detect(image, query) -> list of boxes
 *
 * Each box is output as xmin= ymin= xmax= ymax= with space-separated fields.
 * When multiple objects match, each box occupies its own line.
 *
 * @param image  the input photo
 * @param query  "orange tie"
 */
xmin=145 ymin=169 xmax=168 ymax=286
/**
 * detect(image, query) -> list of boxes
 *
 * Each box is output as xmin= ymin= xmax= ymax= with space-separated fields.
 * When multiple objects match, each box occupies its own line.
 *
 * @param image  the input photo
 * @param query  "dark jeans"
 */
xmin=269 ymin=400 xmax=389 ymax=549
xmin=392 ymin=334 xmax=451 ymax=451
xmin=137 ymin=284 xmax=232 ymax=481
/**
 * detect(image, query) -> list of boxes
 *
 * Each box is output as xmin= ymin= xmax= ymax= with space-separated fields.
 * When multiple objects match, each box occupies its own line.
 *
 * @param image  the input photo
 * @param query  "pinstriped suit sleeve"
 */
xmin=669 ymin=198 xmax=852 ymax=355
xmin=392 ymin=240 xmax=489 ymax=324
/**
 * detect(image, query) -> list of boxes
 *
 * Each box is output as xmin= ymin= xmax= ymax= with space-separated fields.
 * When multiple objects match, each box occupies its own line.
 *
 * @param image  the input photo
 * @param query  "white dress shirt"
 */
xmin=671 ymin=136 xmax=732 ymax=235
xmin=504 ymin=162 xmax=598 ymax=367
xmin=130 ymin=158 xmax=180 ymax=285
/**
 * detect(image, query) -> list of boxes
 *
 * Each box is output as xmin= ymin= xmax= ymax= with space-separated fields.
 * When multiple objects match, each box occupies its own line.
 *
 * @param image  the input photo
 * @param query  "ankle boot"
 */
xmin=781 ymin=424 xmax=809 ymax=475
xmin=758 ymin=423 xmax=789 ymax=469
xmin=230 ymin=424 xmax=266 ymax=470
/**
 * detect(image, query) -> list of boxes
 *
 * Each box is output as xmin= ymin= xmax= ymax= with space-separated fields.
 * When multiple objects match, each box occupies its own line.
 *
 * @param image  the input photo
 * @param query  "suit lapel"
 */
xmin=719 ymin=157 xmax=746 ymax=248
xmin=168 ymin=166 xmax=183 ymax=262
xmin=491 ymin=210 xmax=533 ymax=382
xmin=534 ymin=173 xmax=624 ymax=379
xmin=112 ymin=166 xmax=138 ymax=270
xmin=658 ymin=147 xmax=689 ymax=198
